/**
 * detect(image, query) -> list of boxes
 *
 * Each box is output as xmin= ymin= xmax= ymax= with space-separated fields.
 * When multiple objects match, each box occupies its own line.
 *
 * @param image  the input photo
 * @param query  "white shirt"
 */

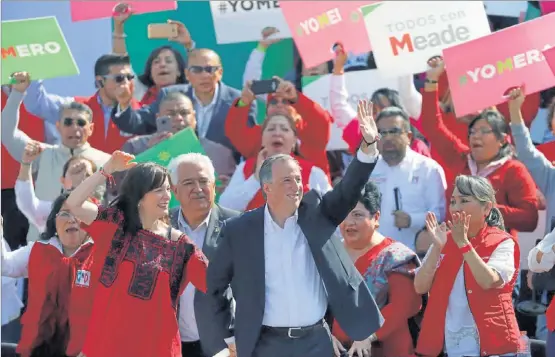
xmin=192 ymin=83 xmax=220 ymax=138
xmin=421 ymin=239 xmax=516 ymax=357
xmin=177 ymin=209 xmax=211 ymax=342
xmin=262 ymin=205 xmax=327 ymax=327
xmin=369 ymin=149 xmax=447 ymax=250
xmin=15 ymin=179 xmax=52 ymax=233
xmin=1 ymin=238 xmax=24 ymax=326
xmin=528 ymin=228 xmax=555 ymax=273
xmin=219 ymin=162 xmax=331 ymax=212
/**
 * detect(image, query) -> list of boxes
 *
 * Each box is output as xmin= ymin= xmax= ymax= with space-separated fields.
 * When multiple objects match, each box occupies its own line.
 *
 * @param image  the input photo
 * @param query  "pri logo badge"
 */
xmin=75 ymin=269 xmax=91 ymax=287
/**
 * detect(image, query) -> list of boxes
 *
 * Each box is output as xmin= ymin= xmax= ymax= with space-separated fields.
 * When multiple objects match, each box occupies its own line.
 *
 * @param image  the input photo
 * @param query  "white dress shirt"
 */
xmin=421 ymin=239 xmax=516 ymax=357
xmin=177 ymin=209 xmax=211 ymax=342
xmin=528 ymin=228 xmax=555 ymax=273
xmin=193 ymin=84 xmax=220 ymax=138
xmin=1 ymin=238 xmax=24 ymax=326
xmin=219 ymin=162 xmax=331 ymax=212
xmin=15 ymin=179 xmax=52 ymax=232
xmin=369 ymin=148 xmax=447 ymax=250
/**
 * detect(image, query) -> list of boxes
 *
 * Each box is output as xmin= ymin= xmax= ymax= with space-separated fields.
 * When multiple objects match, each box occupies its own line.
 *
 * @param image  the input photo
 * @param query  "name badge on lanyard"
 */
xmin=75 ymin=270 xmax=91 ymax=287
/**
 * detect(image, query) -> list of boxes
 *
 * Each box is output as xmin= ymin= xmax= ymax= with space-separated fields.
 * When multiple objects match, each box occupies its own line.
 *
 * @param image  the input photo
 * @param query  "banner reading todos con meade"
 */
xmin=1 ymin=17 xmax=79 ymax=85
xmin=361 ymin=1 xmax=491 ymax=76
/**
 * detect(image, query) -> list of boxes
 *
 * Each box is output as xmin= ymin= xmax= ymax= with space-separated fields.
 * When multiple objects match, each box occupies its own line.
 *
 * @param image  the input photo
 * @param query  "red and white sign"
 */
xmin=279 ymin=1 xmax=375 ymax=68
xmin=70 ymin=1 xmax=177 ymax=22
xmin=443 ymin=13 xmax=555 ymax=117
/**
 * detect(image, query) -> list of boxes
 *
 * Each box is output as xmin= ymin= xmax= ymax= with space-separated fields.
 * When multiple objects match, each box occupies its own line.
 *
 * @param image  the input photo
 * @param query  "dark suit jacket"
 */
xmin=201 ymin=155 xmax=384 ymax=357
xmin=111 ymin=82 xmax=257 ymax=157
xmin=170 ymin=204 xmax=239 ymax=356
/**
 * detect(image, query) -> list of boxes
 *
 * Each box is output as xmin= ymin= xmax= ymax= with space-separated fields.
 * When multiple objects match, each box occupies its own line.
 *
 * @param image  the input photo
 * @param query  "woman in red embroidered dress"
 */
xmin=219 ymin=112 xmax=331 ymax=211
xmin=66 ymin=151 xmax=208 ymax=357
xmin=331 ymin=181 xmax=421 ymax=357
xmin=414 ymin=175 xmax=521 ymax=357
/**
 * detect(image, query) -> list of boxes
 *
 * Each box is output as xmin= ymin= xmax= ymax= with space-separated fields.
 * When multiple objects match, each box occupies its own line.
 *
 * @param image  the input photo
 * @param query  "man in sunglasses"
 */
xmin=21 ymin=54 xmax=141 ymax=155
xmin=2 ymin=72 xmax=110 ymax=243
xmin=112 ymin=48 xmax=256 ymax=161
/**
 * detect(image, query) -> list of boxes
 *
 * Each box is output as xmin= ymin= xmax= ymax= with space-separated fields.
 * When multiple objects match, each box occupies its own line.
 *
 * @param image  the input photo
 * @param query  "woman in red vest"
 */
xmin=528 ymin=227 xmax=555 ymax=355
xmin=1 ymin=192 xmax=112 ymax=357
xmin=414 ymin=175 xmax=521 ymax=357
xmin=331 ymin=181 xmax=421 ymax=357
xmin=219 ymin=113 xmax=331 ymax=211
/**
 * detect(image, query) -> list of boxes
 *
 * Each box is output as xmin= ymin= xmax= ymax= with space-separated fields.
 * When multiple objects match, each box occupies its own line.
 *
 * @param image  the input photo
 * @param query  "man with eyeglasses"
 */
xmin=2 ymin=72 xmax=110 ymax=243
xmin=112 ymin=48 xmax=257 ymax=161
xmin=368 ymin=106 xmax=447 ymax=251
xmin=21 ymin=54 xmax=140 ymax=154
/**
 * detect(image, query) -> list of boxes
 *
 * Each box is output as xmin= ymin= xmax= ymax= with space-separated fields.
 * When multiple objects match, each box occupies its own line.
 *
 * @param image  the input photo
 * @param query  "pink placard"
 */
xmin=70 ymin=1 xmax=177 ymax=22
xmin=540 ymin=1 xmax=555 ymax=15
xmin=443 ymin=13 xmax=555 ymax=117
xmin=545 ymin=46 xmax=555 ymax=75
xmin=279 ymin=1 xmax=375 ymax=68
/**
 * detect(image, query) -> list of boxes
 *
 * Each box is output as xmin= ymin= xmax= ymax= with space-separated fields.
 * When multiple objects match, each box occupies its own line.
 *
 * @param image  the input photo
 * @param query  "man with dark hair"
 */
xmin=22 ymin=53 xmax=140 ymax=154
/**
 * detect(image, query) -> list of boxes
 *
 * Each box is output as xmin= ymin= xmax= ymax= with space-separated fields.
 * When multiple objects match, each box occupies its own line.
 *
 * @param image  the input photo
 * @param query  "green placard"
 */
xmin=1 ymin=17 xmax=79 ymax=84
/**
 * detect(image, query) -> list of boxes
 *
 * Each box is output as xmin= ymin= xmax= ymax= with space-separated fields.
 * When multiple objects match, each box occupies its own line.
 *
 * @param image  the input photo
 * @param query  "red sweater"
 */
xmin=417 ymin=227 xmax=520 ymax=357
xmin=1 ymin=91 xmax=45 ymax=189
xmin=224 ymin=93 xmax=332 ymax=177
xmin=421 ymin=89 xmax=538 ymax=237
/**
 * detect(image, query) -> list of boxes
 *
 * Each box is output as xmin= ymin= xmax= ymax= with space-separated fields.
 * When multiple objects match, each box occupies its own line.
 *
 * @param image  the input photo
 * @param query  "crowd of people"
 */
xmin=1 ymin=2 xmax=555 ymax=357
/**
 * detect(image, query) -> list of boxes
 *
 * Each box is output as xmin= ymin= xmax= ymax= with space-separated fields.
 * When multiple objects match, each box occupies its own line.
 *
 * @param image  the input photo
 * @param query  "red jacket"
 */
xmin=421 ymin=89 xmax=539 ymax=237
xmin=74 ymin=94 xmax=139 ymax=155
xmin=243 ymin=154 xmax=312 ymax=210
xmin=1 ymin=91 xmax=45 ymax=189
xmin=224 ymin=93 xmax=332 ymax=178
xmin=547 ymin=299 xmax=555 ymax=332
xmin=416 ymin=226 xmax=520 ymax=357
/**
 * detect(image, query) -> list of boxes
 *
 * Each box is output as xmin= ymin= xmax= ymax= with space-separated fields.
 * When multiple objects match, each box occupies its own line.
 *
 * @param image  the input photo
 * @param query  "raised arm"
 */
xmin=330 ymin=45 xmax=357 ymax=130
xmin=398 ymin=74 xmax=422 ymax=120
xmin=22 ymin=80 xmax=73 ymax=125
xmin=321 ymin=100 xmax=378 ymax=225
xmin=1 ymin=239 xmax=33 ymax=278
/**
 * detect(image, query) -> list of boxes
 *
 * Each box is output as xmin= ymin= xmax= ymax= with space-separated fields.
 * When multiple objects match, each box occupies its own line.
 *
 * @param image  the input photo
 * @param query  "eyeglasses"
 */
xmin=268 ymin=97 xmax=294 ymax=106
xmin=378 ymin=128 xmax=404 ymax=137
xmin=62 ymin=117 xmax=88 ymax=127
xmin=103 ymin=73 xmax=135 ymax=83
xmin=469 ymin=128 xmax=494 ymax=136
xmin=56 ymin=211 xmax=76 ymax=220
xmin=167 ymin=109 xmax=192 ymax=118
xmin=187 ymin=66 xmax=220 ymax=74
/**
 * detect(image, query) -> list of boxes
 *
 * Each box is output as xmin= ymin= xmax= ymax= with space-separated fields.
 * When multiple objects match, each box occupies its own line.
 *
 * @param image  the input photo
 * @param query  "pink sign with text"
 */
xmin=443 ymin=13 xmax=555 ymax=117
xmin=70 ymin=1 xmax=177 ymax=22
xmin=540 ymin=1 xmax=555 ymax=15
xmin=279 ymin=1 xmax=376 ymax=68
xmin=545 ymin=46 xmax=555 ymax=75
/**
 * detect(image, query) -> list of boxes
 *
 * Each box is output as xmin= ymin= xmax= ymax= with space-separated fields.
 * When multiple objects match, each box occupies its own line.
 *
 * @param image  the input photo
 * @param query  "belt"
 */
xmin=261 ymin=320 xmax=324 ymax=339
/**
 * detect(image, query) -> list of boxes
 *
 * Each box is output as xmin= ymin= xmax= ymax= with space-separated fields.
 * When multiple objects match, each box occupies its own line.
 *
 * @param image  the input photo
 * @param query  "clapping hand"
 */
xmin=425 ymin=212 xmax=448 ymax=249
xmin=102 ymin=151 xmax=137 ymax=175
xmin=357 ymin=100 xmax=379 ymax=145
xmin=447 ymin=212 xmax=471 ymax=248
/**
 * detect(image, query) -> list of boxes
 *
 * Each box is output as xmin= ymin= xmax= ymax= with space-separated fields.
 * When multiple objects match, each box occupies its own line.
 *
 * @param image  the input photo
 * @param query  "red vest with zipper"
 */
xmin=242 ymin=155 xmax=313 ymax=211
xmin=74 ymin=94 xmax=139 ymax=155
xmin=416 ymin=226 xmax=521 ymax=357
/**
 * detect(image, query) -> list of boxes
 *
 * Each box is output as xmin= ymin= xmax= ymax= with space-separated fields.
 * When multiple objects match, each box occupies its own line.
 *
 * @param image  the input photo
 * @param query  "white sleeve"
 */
xmin=218 ymin=161 xmax=261 ymax=211
xmin=528 ymin=228 xmax=555 ymax=273
xmin=15 ymin=179 xmax=52 ymax=232
xmin=243 ymin=48 xmax=267 ymax=103
xmin=425 ymin=162 xmax=448 ymax=222
xmin=398 ymin=74 xmax=422 ymax=120
xmin=329 ymin=73 xmax=357 ymax=129
xmin=1 ymin=240 xmax=33 ymax=278
xmin=308 ymin=167 xmax=332 ymax=194
xmin=487 ymin=239 xmax=516 ymax=287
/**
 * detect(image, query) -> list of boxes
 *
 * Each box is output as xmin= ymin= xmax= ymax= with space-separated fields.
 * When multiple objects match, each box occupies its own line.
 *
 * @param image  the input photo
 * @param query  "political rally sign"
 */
xmin=209 ymin=1 xmax=291 ymax=44
xmin=443 ymin=13 xmax=555 ymax=117
xmin=70 ymin=1 xmax=177 ymax=22
xmin=1 ymin=16 xmax=79 ymax=85
xmin=545 ymin=45 xmax=555 ymax=75
xmin=361 ymin=1 xmax=491 ymax=75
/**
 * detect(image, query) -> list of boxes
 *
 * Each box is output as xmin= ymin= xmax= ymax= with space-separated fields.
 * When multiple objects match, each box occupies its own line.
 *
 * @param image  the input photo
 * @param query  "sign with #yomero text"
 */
xmin=361 ymin=1 xmax=491 ymax=76
xmin=1 ymin=17 xmax=79 ymax=85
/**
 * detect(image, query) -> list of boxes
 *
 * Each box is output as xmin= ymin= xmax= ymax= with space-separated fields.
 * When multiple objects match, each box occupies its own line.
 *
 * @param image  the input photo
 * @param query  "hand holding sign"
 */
xmin=333 ymin=42 xmax=348 ymax=74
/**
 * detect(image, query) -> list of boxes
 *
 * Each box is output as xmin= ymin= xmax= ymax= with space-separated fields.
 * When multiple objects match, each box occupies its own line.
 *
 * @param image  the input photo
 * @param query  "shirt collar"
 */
xmin=264 ymin=204 xmax=298 ymax=233
xmin=192 ymin=83 xmax=220 ymax=108
xmin=178 ymin=208 xmax=212 ymax=233
xmin=96 ymin=92 xmax=114 ymax=113
xmin=45 ymin=236 xmax=94 ymax=257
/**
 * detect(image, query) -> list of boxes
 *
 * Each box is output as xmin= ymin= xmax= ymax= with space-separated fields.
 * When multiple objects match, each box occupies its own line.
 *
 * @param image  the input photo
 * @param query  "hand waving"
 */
xmin=447 ymin=212 xmax=471 ymax=247
xmin=102 ymin=151 xmax=137 ymax=175
xmin=425 ymin=212 xmax=448 ymax=248
xmin=22 ymin=141 xmax=44 ymax=164
xmin=260 ymin=26 xmax=281 ymax=48
xmin=357 ymin=100 xmax=379 ymax=145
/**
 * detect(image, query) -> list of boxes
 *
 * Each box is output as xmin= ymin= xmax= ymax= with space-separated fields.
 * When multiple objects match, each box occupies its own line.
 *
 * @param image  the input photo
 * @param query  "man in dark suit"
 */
xmin=202 ymin=101 xmax=384 ymax=357
xmin=167 ymin=152 xmax=238 ymax=357
xmin=112 ymin=49 xmax=257 ymax=159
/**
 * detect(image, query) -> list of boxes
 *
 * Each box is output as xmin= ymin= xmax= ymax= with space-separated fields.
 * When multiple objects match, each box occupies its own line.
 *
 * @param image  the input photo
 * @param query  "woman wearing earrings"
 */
xmin=66 ymin=151 xmax=208 ymax=357
xmin=414 ymin=175 xmax=521 ymax=357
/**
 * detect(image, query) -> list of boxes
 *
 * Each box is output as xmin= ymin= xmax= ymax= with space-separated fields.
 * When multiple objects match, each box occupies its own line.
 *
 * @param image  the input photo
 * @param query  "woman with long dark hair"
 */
xmin=66 ymin=151 xmax=207 ymax=357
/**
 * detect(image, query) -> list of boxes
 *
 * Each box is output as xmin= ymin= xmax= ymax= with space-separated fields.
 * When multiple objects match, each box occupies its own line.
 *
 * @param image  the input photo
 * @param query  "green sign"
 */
xmin=1 ymin=16 xmax=79 ymax=85
xmin=133 ymin=128 xmax=220 ymax=208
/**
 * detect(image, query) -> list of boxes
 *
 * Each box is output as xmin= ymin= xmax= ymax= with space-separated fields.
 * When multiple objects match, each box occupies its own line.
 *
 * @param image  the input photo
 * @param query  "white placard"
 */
xmin=361 ymin=1 xmax=491 ymax=75
xmin=302 ymin=70 xmax=400 ymax=151
xmin=484 ymin=1 xmax=527 ymax=18
xmin=209 ymin=1 xmax=291 ymax=44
